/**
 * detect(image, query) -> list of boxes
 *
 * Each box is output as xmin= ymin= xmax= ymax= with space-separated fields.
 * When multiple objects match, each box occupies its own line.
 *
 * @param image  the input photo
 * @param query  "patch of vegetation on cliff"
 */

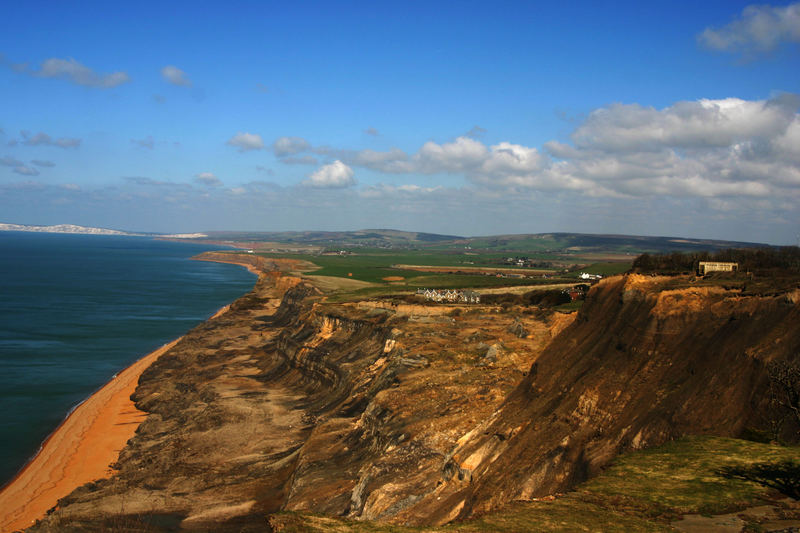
xmin=269 ymin=436 xmax=800 ymax=532
xmin=580 ymin=436 xmax=800 ymax=515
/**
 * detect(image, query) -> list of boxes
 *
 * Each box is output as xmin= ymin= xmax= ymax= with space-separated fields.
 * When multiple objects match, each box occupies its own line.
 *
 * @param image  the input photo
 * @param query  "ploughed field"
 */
xmin=28 ymin=255 xmax=800 ymax=532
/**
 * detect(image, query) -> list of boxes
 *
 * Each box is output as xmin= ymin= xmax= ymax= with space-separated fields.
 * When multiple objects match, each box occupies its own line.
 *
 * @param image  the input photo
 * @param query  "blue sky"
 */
xmin=1 ymin=1 xmax=799 ymax=243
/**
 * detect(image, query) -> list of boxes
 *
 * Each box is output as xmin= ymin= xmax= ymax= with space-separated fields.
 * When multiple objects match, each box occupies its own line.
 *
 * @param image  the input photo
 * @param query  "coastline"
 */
xmin=191 ymin=251 xmax=265 ymax=277
xmin=0 ymin=337 xmax=183 ymax=532
xmin=0 ymin=292 xmax=246 ymax=533
xmin=0 ymin=252 xmax=262 ymax=532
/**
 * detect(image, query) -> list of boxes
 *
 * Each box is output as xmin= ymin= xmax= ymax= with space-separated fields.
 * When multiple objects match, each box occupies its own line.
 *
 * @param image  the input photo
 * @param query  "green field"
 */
xmin=202 ymin=229 xmax=771 ymax=298
xmin=251 ymin=247 xmax=635 ymax=301
xmin=277 ymin=251 xmax=574 ymax=291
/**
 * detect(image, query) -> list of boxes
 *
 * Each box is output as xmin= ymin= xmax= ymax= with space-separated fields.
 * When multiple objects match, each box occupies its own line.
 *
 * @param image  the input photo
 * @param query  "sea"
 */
xmin=0 ymin=232 xmax=257 ymax=486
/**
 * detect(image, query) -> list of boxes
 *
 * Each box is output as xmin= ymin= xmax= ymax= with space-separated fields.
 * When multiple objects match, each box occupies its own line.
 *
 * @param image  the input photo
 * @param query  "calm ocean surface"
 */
xmin=0 ymin=232 xmax=256 ymax=486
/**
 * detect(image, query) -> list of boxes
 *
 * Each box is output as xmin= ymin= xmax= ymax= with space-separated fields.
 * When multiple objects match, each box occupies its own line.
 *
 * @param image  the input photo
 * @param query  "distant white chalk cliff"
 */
xmin=0 ymin=223 xmax=136 ymax=235
xmin=0 ymin=223 xmax=209 ymax=238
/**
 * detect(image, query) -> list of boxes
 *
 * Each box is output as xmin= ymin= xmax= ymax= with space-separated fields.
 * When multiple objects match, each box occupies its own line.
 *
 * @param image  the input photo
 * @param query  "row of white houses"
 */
xmin=417 ymin=288 xmax=481 ymax=304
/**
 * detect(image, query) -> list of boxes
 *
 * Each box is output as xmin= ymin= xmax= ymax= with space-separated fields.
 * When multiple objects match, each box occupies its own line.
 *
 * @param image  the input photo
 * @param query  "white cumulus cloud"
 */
xmin=414 ymin=136 xmax=489 ymax=173
xmin=11 ymin=57 xmax=131 ymax=88
xmin=303 ymin=160 xmax=356 ymax=188
xmin=195 ymin=172 xmax=222 ymax=186
xmin=161 ymin=65 xmax=192 ymax=87
xmin=226 ymin=132 xmax=264 ymax=152
xmin=350 ymin=148 xmax=409 ymax=172
xmin=13 ymin=165 xmax=39 ymax=176
xmin=273 ymin=136 xmax=311 ymax=156
xmin=545 ymin=94 xmax=800 ymax=198
xmin=569 ymin=96 xmax=797 ymax=151
xmin=19 ymin=131 xmax=81 ymax=148
xmin=300 ymin=94 xmax=800 ymax=206
xmin=699 ymin=2 xmax=800 ymax=54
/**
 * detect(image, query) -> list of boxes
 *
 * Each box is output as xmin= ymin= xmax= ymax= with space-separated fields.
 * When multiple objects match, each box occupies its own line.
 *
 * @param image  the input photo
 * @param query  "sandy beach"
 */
xmin=0 ymin=255 xmax=259 ymax=532
xmin=0 ymin=337 xmax=182 ymax=532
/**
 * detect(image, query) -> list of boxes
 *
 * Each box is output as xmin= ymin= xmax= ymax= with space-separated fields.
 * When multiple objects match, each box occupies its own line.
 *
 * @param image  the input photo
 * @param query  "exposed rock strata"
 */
xmin=28 ymin=270 xmax=800 ymax=531
xmin=431 ymin=274 xmax=800 ymax=523
xmin=29 ymin=267 xmax=556 ymax=531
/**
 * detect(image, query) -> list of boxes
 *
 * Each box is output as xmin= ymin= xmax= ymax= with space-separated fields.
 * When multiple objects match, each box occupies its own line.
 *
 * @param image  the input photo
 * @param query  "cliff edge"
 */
xmin=26 ymin=270 xmax=800 ymax=531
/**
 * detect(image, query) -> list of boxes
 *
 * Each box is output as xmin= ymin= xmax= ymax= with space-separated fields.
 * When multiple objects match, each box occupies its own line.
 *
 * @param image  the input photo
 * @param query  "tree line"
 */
xmin=631 ymin=247 xmax=800 ymax=275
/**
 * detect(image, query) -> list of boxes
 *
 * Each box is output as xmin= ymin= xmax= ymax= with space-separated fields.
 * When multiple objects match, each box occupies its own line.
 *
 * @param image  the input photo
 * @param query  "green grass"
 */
xmin=554 ymin=300 xmax=584 ymax=312
xmin=405 ymin=275 xmax=553 ymax=289
xmin=271 ymin=498 xmax=671 ymax=532
xmin=268 ymin=436 xmax=800 ymax=532
xmin=280 ymin=251 xmax=564 ymax=281
xmin=281 ymin=252 xmax=410 ymax=283
xmin=580 ymin=435 xmax=800 ymax=515
xmin=269 ymin=250 xmax=576 ymax=299
xmin=573 ymin=262 xmax=632 ymax=276
xmin=440 ymin=497 xmax=673 ymax=532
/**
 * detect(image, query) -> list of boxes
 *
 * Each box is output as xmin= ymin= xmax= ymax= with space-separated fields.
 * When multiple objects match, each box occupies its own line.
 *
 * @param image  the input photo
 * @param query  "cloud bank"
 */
xmin=2 ymin=175 xmax=792 ymax=244
xmin=267 ymin=94 xmax=800 ymax=206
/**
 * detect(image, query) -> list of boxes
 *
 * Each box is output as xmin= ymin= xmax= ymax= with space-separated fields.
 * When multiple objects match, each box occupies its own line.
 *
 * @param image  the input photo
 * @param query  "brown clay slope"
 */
xmin=421 ymin=274 xmax=800 ymax=522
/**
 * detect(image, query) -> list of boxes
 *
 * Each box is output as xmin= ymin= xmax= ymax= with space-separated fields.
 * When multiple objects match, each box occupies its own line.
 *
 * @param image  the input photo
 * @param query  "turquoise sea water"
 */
xmin=0 ymin=232 xmax=256 ymax=486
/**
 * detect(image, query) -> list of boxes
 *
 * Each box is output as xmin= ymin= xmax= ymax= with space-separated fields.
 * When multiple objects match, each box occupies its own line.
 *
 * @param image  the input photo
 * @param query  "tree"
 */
xmin=718 ymin=461 xmax=800 ymax=499
xmin=762 ymin=360 xmax=800 ymax=441
xmin=767 ymin=360 xmax=800 ymax=430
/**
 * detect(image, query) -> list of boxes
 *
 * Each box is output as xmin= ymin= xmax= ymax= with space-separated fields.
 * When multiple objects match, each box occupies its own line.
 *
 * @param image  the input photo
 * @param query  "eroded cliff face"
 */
xmin=30 ymin=271 xmax=562 ymax=531
xmin=428 ymin=274 xmax=800 ymax=523
xmin=28 ymin=272 xmax=800 ymax=530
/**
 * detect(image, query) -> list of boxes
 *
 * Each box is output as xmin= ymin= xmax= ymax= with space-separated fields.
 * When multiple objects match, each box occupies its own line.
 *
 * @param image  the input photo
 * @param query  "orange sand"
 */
xmin=0 ymin=337 xmax=182 ymax=532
